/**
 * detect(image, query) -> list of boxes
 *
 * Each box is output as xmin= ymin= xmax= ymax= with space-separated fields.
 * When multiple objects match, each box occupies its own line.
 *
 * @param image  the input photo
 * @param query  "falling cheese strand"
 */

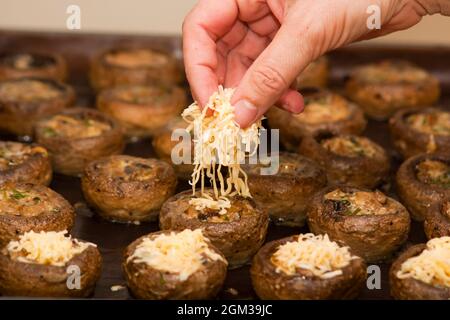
xmin=397 ymin=236 xmax=450 ymax=287
xmin=181 ymin=86 xmax=262 ymax=213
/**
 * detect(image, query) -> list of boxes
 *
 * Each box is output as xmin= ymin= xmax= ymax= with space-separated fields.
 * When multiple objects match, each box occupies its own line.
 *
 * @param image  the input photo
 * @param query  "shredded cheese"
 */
xmin=181 ymin=86 xmax=262 ymax=214
xmin=189 ymin=193 xmax=232 ymax=216
xmin=128 ymin=229 xmax=226 ymax=281
xmin=6 ymin=230 xmax=95 ymax=267
xmin=397 ymin=237 xmax=450 ymax=287
xmin=271 ymin=233 xmax=356 ymax=279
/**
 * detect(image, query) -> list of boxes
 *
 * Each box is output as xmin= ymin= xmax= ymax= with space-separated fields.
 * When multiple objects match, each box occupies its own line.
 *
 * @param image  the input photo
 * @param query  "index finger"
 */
xmin=182 ymin=0 xmax=239 ymax=107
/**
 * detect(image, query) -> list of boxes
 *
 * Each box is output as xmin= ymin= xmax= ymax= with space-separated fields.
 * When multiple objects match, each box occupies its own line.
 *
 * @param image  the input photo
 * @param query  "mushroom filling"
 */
xmin=0 ymin=186 xmax=59 ymax=217
xmin=4 ymin=230 xmax=94 ymax=267
xmin=295 ymin=95 xmax=350 ymax=124
xmin=245 ymin=154 xmax=301 ymax=176
xmin=271 ymin=233 xmax=356 ymax=279
xmin=355 ymin=61 xmax=429 ymax=84
xmin=1 ymin=53 xmax=55 ymax=70
xmin=186 ymin=195 xmax=254 ymax=223
xmin=40 ymin=114 xmax=111 ymax=139
xmin=397 ymin=236 xmax=450 ymax=288
xmin=407 ymin=111 xmax=450 ymax=136
xmin=0 ymin=79 xmax=61 ymax=102
xmin=114 ymin=86 xmax=174 ymax=105
xmin=324 ymin=189 xmax=397 ymax=216
xmin=105 ymin=49 xmax=169 ymax=68
xmin=0 ymin=143 xmax=47 ymax=170
xmin=96 ymin=158 xmax=158 ymax=182
xmin=416 ymin=160 xmax=450 ymax=188
xmin=127 ymin=229 xmax=226 ymax=281
xmin=321 ymin=136 xmax=377 ymax=158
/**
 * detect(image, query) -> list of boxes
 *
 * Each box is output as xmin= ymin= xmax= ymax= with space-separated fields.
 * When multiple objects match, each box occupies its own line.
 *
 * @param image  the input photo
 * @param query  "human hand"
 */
xmin=183 ymin=0 xmax=445 ymax=127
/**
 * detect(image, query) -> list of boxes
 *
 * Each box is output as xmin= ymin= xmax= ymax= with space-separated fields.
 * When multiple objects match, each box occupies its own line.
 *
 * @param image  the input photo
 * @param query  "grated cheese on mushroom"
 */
xmin=128 ymin=229 xmax=226 ymax=281
xmin=271 ymin=233 xmax=357 ymax=279
xmin=6 ymin=230 xmax=95 ymax=267
xmin=397 ymin=237 xmax=450 ymax=287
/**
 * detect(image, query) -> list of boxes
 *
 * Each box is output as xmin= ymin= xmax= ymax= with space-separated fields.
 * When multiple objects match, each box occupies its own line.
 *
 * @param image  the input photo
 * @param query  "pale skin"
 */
xmin=183 ymin=0 xmax=450 ymax=127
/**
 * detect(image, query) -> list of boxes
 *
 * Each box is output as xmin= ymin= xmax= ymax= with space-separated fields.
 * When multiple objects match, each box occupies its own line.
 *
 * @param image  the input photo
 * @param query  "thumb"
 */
xmin=231 ymin=22 xmax=314 ymax=128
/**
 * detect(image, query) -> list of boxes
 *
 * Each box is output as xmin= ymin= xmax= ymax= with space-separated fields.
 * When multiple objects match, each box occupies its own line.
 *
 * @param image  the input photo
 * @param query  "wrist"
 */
xmin=415 ymin=0 xmax=450 ymax=15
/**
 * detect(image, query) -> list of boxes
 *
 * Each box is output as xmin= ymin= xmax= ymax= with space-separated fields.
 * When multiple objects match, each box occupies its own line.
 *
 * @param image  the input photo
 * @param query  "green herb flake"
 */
xmin=43 ymin=127 xmax=57 ymax=137
xmin=159 ymin=273 xmax=166 ymax=286
xmin=10 ymin=189 xmax=27 ymax=200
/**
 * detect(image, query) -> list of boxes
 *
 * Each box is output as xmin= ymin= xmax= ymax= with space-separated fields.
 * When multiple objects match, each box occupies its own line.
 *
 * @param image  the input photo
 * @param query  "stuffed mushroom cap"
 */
xmin=82 ymin=155 xmax=177 ymax=223
xmin=0 ymin=52 xmax=67 ymax=81
xmin=0 ymin=182 xmax=75 ymax=247
xmin=396 ymin=153 xmax=450 ymax=221
xmin=390 ymin=107 xmax=450 ymax=159
xmin=345 ymin=59 xmax=440 ymax=120
xmin=0 ymin=141 xmax=52 ymax=186
xmin=390 ymin=237 xmax=450 ymax=300
xmin=251 ymin=233 xmax=367 ymax=300
xmin=0 ymin=78 xmax=75 ymax=136
xmin=123 ymin=229 xmax=227 ymax=300
xmin=90 ymin=47 xmax=182 ymax=91
xmin=96 ymin=84 xmax=186 ymax=139
xmin=306 ymin=186 xmax=410 ymax=263
xmin=299 ymin=133 xmax=390 ymax=189
xmin=0 ymin=230 xmax=101 ymax=297
xmin=243 ymin=152 xmax=327 ymax=227
xmin=35 ymin=107 xmax=125 ymax=176
xmin=159 ymin=189 xmax=269 ymax=268
xmin=267 ymin=88 xmax=366 ymax=151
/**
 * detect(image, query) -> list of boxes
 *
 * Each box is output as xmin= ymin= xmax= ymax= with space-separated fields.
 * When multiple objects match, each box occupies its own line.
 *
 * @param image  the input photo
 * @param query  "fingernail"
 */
xmin=234 ymin=100 xmax=258 ymax=128
xmin=288 ymin=103 xmax=304 ymax=114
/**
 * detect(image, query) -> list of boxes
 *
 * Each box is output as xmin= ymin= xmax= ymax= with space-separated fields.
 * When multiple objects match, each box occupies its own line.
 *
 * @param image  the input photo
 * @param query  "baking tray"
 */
xmin=0 ymin=30 xmax=449 ymax=300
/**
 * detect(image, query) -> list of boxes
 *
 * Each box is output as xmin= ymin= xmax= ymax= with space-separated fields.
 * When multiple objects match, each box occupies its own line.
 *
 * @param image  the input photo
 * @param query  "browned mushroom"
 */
xmin=0 ymin=182 xmax=75 ymax=247
xmin=0 ymin=52 xmax=67 ymax=81
xmin=82 ymin=155 xmax=177 ymax=223
xmin=299 ymin=132 xmax=390 ymax=189
xmin=424 ymin=197 xmax=450 ymax=239
xmin=123 ymin=229 xmax=227 ymax=299
xmin=159 ymin=189 xmax=269 ymax=269
xmin=390 ymin=107 xmax=450 ymax=159
xmin=267 ymin=88 xmax=366 ymax=151
xmin=97 ymin=84 xmax=186 ymax=139
xmin=34 ymin=107 xmax=125 ymax=176
xmin=251 ymin=233 xmax=367 ymax=299
xmin=0 ymin=141 xmax=52 ymax=186
xmin=389 ymin=237 xmax=450 ymax=300
xmin=243 ymin=152 xmax=327 ymax=227
xmin=306 ymin=186 xmax=410 ymax=263
xmin=90 ymin=48 xmax=182 ymax=91
xmin=0 ymin=78 xmax=75 ymax=137
xmin=346 ymin=59 xmax=440 ymax=120
xmin=396 ymin=153 xmax=450 ymax=221
xmin=0 ymin=230 xmax=101 ymax=297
